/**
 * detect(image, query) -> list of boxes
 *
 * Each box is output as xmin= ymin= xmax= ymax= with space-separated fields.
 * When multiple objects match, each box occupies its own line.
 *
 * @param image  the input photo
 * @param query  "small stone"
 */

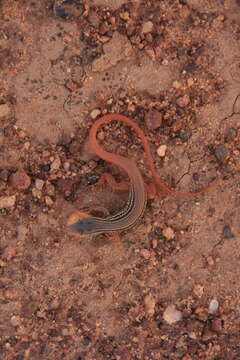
xmin=32 ymin=188 xmax=42 ymax=199
xmin=214 ymin=144 xmax=228 ymax=162
xmin=195 ymin=306 xmax=208 ymax=321
xmin=193 ymin=284 xmax=204 ymax=298
xmin=152 ymin=239 xmax=158 ymax=248
xmin=157 ymin=144 xmax=167 ymax=157
xmin=9 ymin=170 xmax=31 ymax=191
xmin=45 ymin=183 xmax=55 ymax=196
xmin=142 ymin=21 xmax=153 ymax=34
xmin=173 ymin=80 xmax=181 ymax=89
xmin=140 ymin=248 xmax=151 ymax=259
xmin=23 ymin=142 xmax=30 ymax=150
xmin=163 ymin=227 xmax=175 ymax=240
xmin=201 ymin=327 xmax=215 ymax=341
xmin=97 ymin=131 xmax=105 ymax=141
xmin=35 ymin=179 xmax=44 ymax=190
xmin=145 ymin=294 xmax=156 ymax=316
xmin=206 ymin=256 xmax=214 ymax=266
xmin=145 ymin=47 xmax=156 ymax=60
xmin=2 ymin=246 xmax=16 ymax=261
xmin=223 ymin=224 xmax=234 ymax=238
xmin=99 ymin=21 xmax=110 ymax=35
xmin=0 ymin=104 xmax=10 ymax=118
xmin=90 ymin=109 xmax=101 ymax=119
xmin=11 ymin=315 xmax=21 ymax=327
xmin=0 ymin=195 xmax=16 ymax=209
xmin=0 ymin=169 xmax=9 ymax=181
xmin=145 ymin=109 xmax=162 ymax=130
xmin=187 ymin=78 xmax=194 ymax=87
xmin=163 ymin=304 xmax=182 ymax=325
xmin=179 ymin=129 xmax=191 ymax=142
xmin=51 ymin=156 xmax=61 ymax=171
xmin=209 ymin=299 xmax=219 ymax=314
xmin=162 ymin=59 xmax=169 ymax=66
xmin=176 ymin=94 xmax=190 ymax=107
xmin=120 ymin=11 xmax=130 ymax=21
xmin=210 ymin=318 xmax=222 ymax=333
xmin=225 ymin=128 xmax=237 ymax=142
xmin=42 ymin=164 xmax=50 ymax=172
xmin=63 ymin=162 xmax=70 ymax=171
xmin=18 ymin=130 xmax=26 ymax=138
xmin=45 ymin=196 xmax=54 ymax=206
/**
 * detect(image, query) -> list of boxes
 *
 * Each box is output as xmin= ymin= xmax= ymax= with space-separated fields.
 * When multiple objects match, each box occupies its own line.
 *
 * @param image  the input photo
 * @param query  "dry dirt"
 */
xmin=0 ymin=0 xmax=240 ymax=359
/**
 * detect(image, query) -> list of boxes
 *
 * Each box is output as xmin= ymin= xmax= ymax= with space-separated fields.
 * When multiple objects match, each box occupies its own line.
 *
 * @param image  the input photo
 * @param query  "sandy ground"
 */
xmin=0 ymin=0 xmax=240 ymax=359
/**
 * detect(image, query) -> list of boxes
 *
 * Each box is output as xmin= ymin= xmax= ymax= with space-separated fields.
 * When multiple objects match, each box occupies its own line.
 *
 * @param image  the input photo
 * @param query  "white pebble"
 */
xmin=209 ymin=299 xmax=219 ymax=314
xmin=90 ymin=109 xmax=101 ymax=119
xmin=35 ymin=179 xmax=44 ymax=190
xmin=142 ymin=21 xmax=153 ymax=34
xmin=163 ymin=304 xmax=182 ymax=325
xmin=157 ymin=144 xmax=167 ymax=157
xmin=63 ymin=162 xmax=70 ymax=171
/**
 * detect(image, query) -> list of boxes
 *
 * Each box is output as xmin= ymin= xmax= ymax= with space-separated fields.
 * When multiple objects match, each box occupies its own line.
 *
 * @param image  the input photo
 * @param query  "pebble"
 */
xmin=42 ymin=164 xmax=50 ymax=172
xmin=214 ymin=144 xmax=228 ymax=162
xmin=0 ymin=195 xmax=16 ymax=208
xmin=163 ymin=304 xmax=182 ymax=325
xmin=32 ymin=188 xmax=42 ymax=199
xmin=0 ymin=169 xmax=9 ymax=181
xmin=0 ymin=104 xmax=10 ymax=118
xmin=35 ymin=179 xmax=44 ymax=190
xmin=63 ymin=162 xmax=70 ymax=171
xmin=209 ymin=299 xmax=219 ymax=314
xmin=176 ymin=94 xmax=190 ymax=107
xmin=173 ymin=80 xmax=181 ymax=89
xmin=223 ymin=224 xmax=234 ymax=238
xmin=206 ymin=255 xmax=214 ymax=266
xmin=187 ymin=78 xmax=194 ymax=87
xmin=142 ymin=21 xmax=153 ymax=34
xmin=145 ymin=47 xmax=156 ymax=60
xmin=45 ymin=196 xmax=54 ymax=206
xmin=157 ymin=144 xmax=167 ymax=157
xmin=144 ymin=294 xmax=156 ymax=316
xmin=9 ymin=170 xmax=31 ymax=191
xmin=193 ymin=284 xmax=204 ymax=298
xmin=140 ymin=248 xmax=151 ymax=259
xmin=179 ymin=129 xmax=191 ymax=142
xmin=97 ymin=131 xmax=105 ymax=141
xmin=45 ymin=183 xmax=55 ymax=196
xmin=10 ymin=315 xmax=21 ymax=327
xmin=162 ymin=59 xmax=169 ymax=66
xmin=51 ymin=156 xmax=61 ymax=171
xmin=163 ymin=227 xmax=175 ymax=240
xmin=145 ymin=109 xmax=162 ymax=130
xmin=90 ymin=108 xmax=101 ymax=119
xmin=2 ymin=246 xmax=16 ymax=261
xmin=120 ymin=11 xmax=130 ymax=21
xmin=225 ymin=127 xmax=237 ymax=142
xmin=152 ymin=239 xmax=158 ymax=248
xmin=210 ymin=318 xmax=222 ymax=333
